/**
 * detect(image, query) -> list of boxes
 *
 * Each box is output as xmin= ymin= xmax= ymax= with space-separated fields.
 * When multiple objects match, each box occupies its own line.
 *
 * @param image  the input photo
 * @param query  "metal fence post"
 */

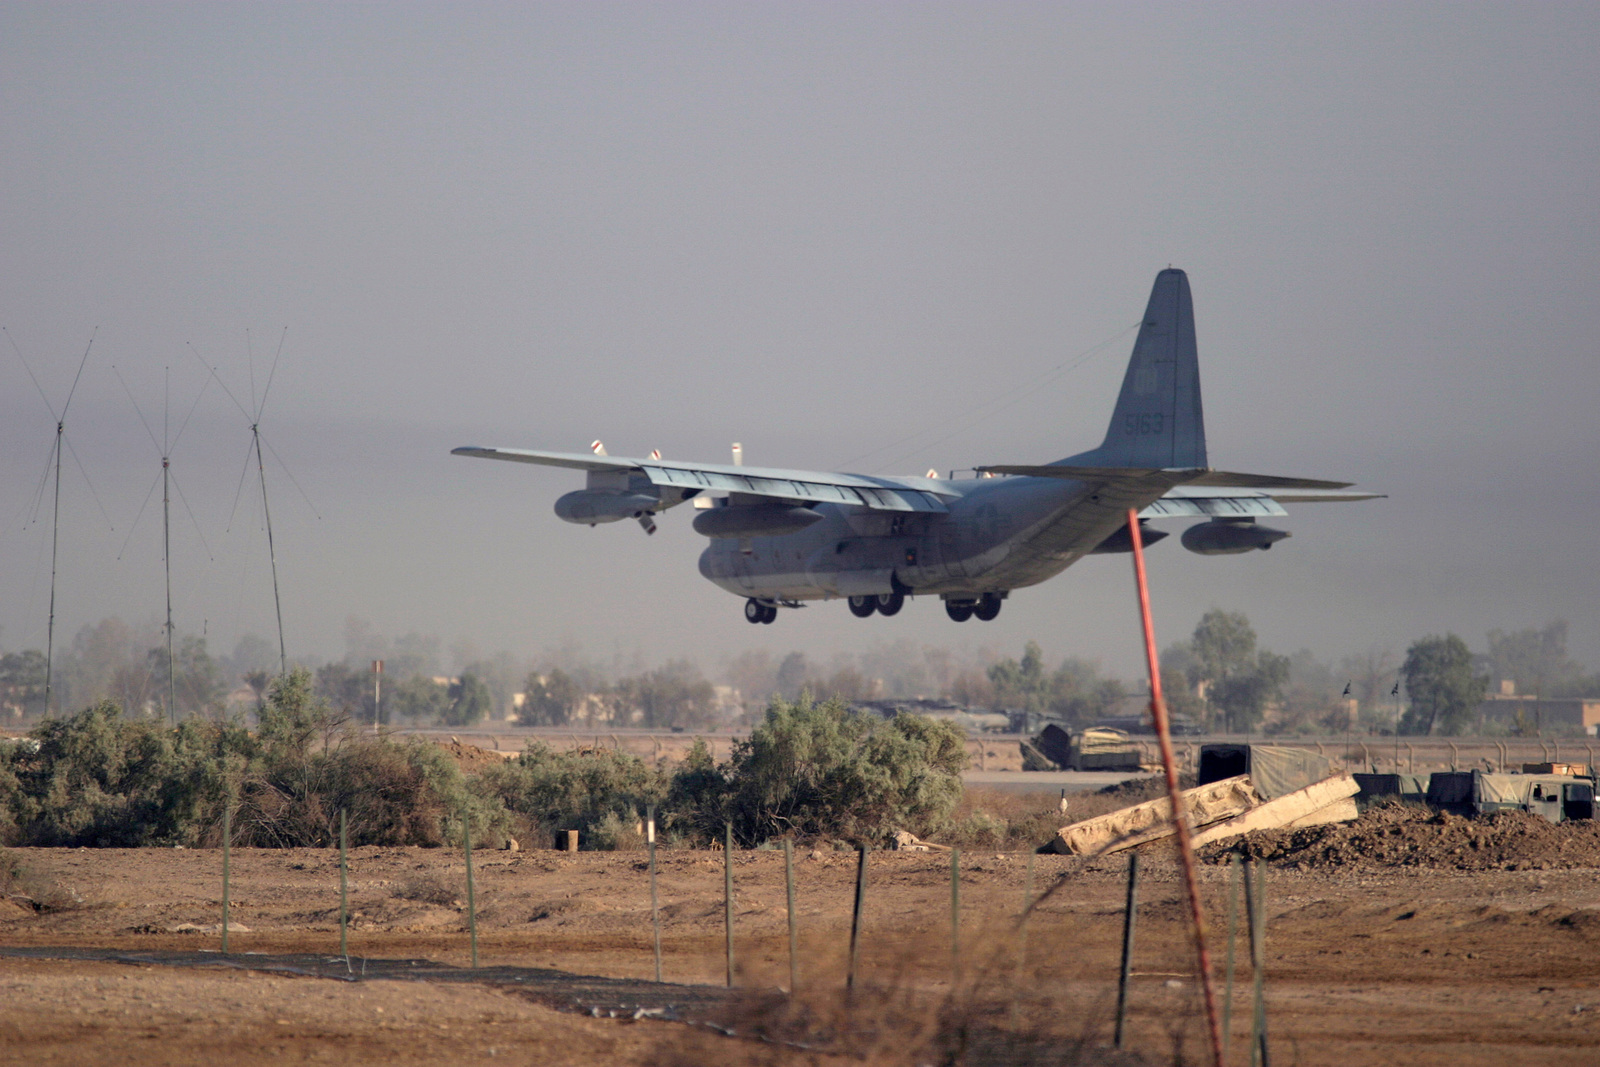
xmin=221 ymin=801 xmax=232 ymax=955
xmin=464 ymin=812 xmax=478 ymax=969
xmin=1245 ymin=856 xmax=1270 ymax=1067
xmin=338 ymin=808 xmax=349 ymax=962
xmin=1224 ymin=853 xmax=1241 ymax=1056
xmin=724 ymin=822 xmax=735 ymax=987
xmin=847 ymin=844 xmax=869 ymax=992
xmin=783 ymin=838 xmax=798 ymax=993
xmin=950 ymin=847 xmax=961 ymax=984
xmin=1114 ymin=852 xmax=1141 ymax=1050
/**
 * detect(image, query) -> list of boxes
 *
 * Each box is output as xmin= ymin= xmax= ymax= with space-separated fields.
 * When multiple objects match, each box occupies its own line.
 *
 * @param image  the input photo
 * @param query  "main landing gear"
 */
xmin=847 ymin=593 xmax=904 ymax=618
xmin=945 ymin=592 xmax=1004 ymax=622
xmin=744 ymin=598 xmax=778 ymax=624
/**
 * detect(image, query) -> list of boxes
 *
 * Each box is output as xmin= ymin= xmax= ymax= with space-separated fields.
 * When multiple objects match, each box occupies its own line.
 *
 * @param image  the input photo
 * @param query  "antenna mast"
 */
xmin=23 ymin=329 xmax=96 ymax=719
xmin=196 ymin=328 xmax=298 ymax=678
xmin=163 ymin=451 xmax=174 ymax=724
xmin=163 ymin=367 xmax=175 ymax=724
xmin=113 ymin=359 xmax=210 ymax=724
xmin=253 ymin=422 xmax=286 ymax=676
xmin=45 ymin=420 xmax=63 ymax=715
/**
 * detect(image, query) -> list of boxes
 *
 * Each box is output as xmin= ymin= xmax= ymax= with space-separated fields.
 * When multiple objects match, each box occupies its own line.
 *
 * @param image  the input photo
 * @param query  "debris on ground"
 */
xmin=891 ymin=830 xmax=951 ymax=852
xmin=1047 ymin=775 xmax=1263 ymax=855
xmin=430 ymin=739 xmax=515 ymax=774
xmin=1211 ymin=803 xmax=1600 ymax=871
xmin=1047 ymin=763 xmax=1361 ymax=856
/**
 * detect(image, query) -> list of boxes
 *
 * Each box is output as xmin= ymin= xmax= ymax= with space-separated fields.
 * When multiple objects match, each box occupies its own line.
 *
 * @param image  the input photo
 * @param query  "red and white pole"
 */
xmin=1126 ymin=509 xmax=1225 ymax=1067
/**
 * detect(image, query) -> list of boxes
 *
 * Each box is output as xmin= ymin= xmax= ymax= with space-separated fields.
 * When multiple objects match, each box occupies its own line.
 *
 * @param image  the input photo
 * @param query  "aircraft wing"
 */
xmin=452 ymin=446 xmax=954 ymax=513
xmin=451 ymin=447 xmax=638 ymax=473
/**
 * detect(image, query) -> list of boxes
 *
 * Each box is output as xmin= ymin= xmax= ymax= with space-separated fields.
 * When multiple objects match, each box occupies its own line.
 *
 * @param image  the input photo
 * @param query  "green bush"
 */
xmin=475 ymin=741 xmax=665 ymax=849
xmin=0 ymin=670 xmax=511 ymax=849
xmin=1 ymin=701 xmax=237 ymax=847
xmin=712 ymin=697 xmax=968 ymax=847
xmin=0 ymin=688 xmax=971 ymax=853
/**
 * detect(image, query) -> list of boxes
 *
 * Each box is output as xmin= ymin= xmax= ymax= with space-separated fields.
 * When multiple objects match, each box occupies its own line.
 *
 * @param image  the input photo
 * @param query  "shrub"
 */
xmin=712 ymin=697 xmax=968 ymax=847
xmin=2 ymin=701 xmax=238 ymax=847
xmin=588 ymin=809 xmax=645 ymax=851
xmin=475 ymin=742 xmax=665 ymax=849
xmin=235 ymin=672 xmax=510 ymax=848
xmin=0 ymin=671 xmax=512 ymax=849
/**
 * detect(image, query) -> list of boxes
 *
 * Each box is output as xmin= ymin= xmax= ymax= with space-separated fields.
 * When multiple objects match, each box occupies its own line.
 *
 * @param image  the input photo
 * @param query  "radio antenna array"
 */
xmin=191 ymin=328 xmax=304 ymax=678
xmin=4 ymin=327 xmax=100 ymax=717
xmin=115 ymin=363 xmax=211 ymax=723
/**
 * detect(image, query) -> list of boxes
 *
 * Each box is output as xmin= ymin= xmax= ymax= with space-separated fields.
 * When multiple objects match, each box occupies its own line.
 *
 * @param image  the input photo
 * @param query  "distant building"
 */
xmin=1479 ymin=679 xmax=1600 ymax=736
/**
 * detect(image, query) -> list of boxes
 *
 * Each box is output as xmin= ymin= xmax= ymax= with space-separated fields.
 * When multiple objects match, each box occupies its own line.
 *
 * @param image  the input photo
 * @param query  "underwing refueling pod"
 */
xmin=454 ymin=269 xmax=1382 ymax=624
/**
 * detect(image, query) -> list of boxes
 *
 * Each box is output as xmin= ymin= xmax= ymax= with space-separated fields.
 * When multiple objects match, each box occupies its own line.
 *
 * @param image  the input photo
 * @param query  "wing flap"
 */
xmin=976 ymin=464 xmax=1355 ymax=491
xmin=1141 ymin=495 xmax=1288 ymax=518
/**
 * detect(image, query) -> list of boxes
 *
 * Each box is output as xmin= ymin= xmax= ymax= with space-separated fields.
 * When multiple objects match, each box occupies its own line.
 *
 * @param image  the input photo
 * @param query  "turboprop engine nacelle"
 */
xmin=692 ymin=504 xmax=824 ymax=539
xmin=555 ymin=490 xmax=660 ymax=525
xmin=1181 ymin=518 xmax=1290 ymax=555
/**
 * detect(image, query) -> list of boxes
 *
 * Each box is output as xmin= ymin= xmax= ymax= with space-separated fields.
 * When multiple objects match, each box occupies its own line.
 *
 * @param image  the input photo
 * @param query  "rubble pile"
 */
xmin=1214 ymin=803 xmax=1600 ymax=872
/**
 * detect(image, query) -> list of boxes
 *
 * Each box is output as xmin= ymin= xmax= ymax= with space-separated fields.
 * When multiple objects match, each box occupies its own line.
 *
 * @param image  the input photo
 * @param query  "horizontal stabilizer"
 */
xmin=1259 ymin=490 xmax=1386 ymax=503
xmin=1184 ymin=470 xmax=1354 ymax=491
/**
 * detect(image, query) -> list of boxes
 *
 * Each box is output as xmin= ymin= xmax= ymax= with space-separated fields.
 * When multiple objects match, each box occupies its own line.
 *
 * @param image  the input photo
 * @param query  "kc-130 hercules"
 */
xmin=454 ymin=269 xmax=1380 ymax=624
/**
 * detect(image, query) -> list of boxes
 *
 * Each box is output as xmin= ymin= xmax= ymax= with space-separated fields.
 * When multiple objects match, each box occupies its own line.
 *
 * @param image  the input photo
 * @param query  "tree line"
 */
xmin=2 ymin=612 xmax=1594 ymax=736
xmin=0 ymin=675 xmax=968 ymax=851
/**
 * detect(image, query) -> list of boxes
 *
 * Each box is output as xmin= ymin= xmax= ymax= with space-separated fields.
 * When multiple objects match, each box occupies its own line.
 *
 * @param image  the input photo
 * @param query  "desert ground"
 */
xmin=3 ymin=783 xmax=1599 ymax=1066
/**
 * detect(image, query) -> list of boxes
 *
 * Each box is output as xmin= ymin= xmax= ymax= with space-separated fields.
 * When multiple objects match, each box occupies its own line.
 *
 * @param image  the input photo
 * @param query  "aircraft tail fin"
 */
xmin=1059 ymin=268 xmax=1206 ymax=469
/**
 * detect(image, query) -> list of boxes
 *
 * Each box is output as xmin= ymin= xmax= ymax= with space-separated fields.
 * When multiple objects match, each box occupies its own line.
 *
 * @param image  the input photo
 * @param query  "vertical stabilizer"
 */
xmin=1060 ymin=268 xmax=1206 ymax=469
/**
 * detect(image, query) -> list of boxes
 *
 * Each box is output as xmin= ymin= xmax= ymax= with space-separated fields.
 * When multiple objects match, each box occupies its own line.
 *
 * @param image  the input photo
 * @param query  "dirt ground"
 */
xmin=4 ymin=797 xmax=1600 ymax=1066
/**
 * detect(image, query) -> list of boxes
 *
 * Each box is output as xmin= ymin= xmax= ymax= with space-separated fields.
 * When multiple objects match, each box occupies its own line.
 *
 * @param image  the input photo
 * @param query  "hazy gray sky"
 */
xmin=3 ymin=3 xmax=1597 ymax=681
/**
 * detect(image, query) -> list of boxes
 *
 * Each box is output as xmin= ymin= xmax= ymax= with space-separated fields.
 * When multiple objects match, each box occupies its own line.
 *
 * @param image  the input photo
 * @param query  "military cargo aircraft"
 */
xmin=454 ymin=269 xmax=1380 ymax=624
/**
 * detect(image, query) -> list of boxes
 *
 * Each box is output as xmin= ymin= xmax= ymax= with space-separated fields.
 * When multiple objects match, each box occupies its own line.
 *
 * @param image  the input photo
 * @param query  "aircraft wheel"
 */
xmin=974 ymin=593 xmax=1003 ymax=622
xmin=945 ymin=600 xmax=974 ymax=622
xmin=875 ymin=593 xmax=904 ymax=617
xmin=848 ymin=595 xmax=877 ymax=618
xmin=760 ymin=603 xmax=778 ymax=624
xmin=744 ymin=599 xmax=766 ymax=624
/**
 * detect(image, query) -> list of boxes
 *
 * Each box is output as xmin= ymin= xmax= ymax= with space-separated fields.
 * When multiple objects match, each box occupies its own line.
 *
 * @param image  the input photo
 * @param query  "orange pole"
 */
xmin=1127 ymin=510 xmax=1225 ymax=1067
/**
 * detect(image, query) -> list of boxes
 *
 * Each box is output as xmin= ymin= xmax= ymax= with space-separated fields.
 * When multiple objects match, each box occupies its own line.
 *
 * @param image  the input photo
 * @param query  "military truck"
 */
xmin=1360 ymin=768 xmax=1595 ymax=823
xmin=1024 ymin=723 xmax=1143 ymax=772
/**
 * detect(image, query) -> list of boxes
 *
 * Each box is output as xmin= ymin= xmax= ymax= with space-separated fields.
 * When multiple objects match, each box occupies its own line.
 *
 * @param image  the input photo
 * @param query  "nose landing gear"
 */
xmin=744 ymin=598 xmax=778 ymax=624
xmin=847 ymin=595 xmax=876 ymax=618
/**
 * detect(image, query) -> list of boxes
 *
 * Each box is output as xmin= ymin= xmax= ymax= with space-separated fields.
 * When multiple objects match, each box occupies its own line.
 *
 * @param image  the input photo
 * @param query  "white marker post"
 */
xmin=371 ymin=660 xmax=383 ymax=733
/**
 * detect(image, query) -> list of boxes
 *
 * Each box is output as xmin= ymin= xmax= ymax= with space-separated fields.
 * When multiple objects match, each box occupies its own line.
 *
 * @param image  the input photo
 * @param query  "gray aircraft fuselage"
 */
xmin=698 ymin=470 xmax=1181 ymax=603
xmin=454 ymin=269 xmax=1377 ymax=624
